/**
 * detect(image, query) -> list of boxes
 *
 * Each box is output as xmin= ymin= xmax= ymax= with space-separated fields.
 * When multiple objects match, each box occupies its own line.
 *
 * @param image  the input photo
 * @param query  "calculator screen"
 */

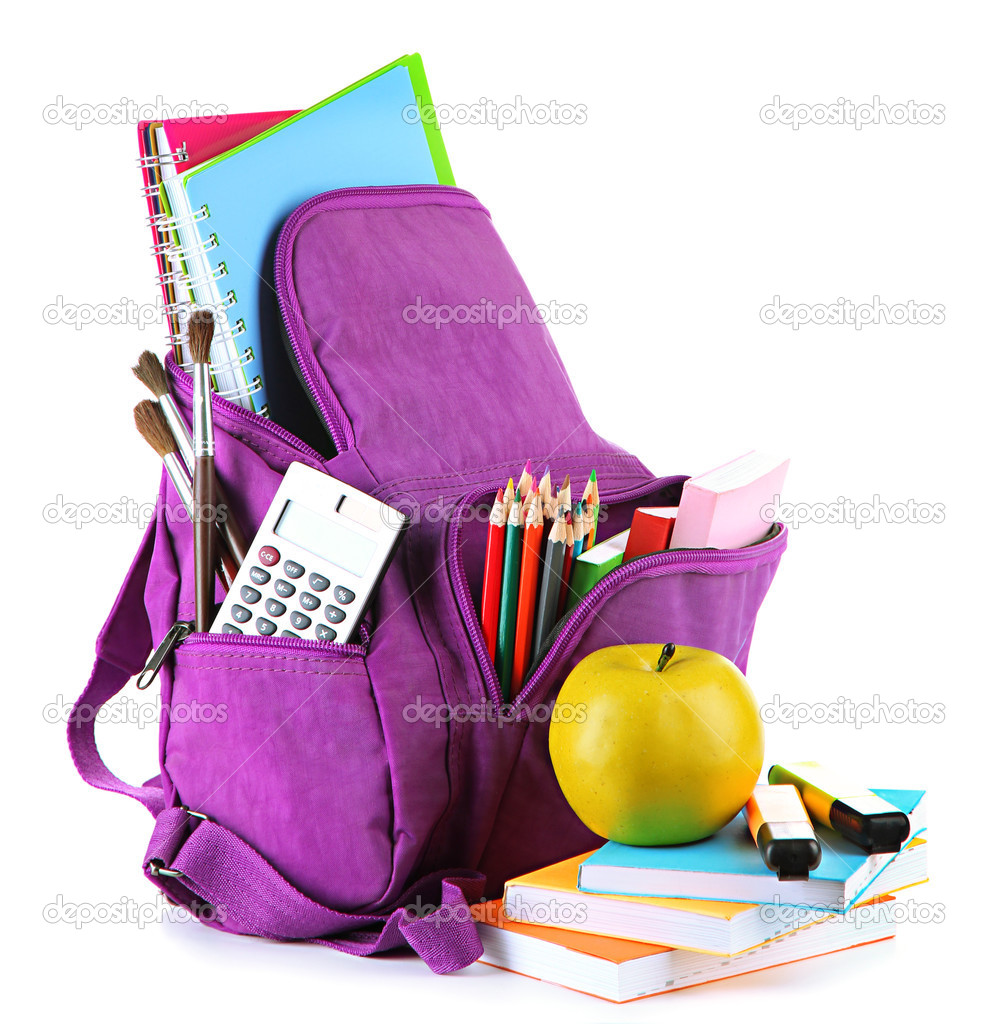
xmin=274 ymin=500 xmax=375 ymax=578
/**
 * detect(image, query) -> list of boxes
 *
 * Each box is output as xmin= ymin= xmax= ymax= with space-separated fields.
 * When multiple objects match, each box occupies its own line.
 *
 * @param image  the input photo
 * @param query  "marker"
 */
xmin=744 ymin=784 xmax=822 ymax=880
xmin=767 ymin=761 xmax=910 ymax=854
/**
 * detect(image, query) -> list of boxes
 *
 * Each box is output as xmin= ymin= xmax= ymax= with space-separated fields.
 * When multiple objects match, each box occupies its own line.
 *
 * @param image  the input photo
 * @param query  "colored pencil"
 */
xmin=557 ymin=474 xmax=572 ymax=520
xmin=538 ymin=466 xmax=552 ymax=505
xmin=511 ymin=493 xmax=544 ymax=694
xmin=495 ymin=491 xmax=524 ymax=699
xmin=589 ymin=472 xmax=600 ymax=547
xmin=571 ymin=499 xmax=586 ymax=562
xmin=503 ymin=477 xmax=515 ymax=507
xmin=480 ymin=488 xmax=506 ymax=658
xmin=532 ymin=517 xmax=567 ymax=659
xmin=557 ymin=513 xmax=575 ymax=617
xmin=517 ymin=459 xmax=534 ymax=500
xmin=582 ymin=470 xmax=598 ymax=549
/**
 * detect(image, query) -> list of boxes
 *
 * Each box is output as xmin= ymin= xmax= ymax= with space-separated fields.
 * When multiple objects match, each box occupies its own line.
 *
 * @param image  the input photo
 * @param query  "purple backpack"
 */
xmin=70 ymin=185 xmax=786 ymax=973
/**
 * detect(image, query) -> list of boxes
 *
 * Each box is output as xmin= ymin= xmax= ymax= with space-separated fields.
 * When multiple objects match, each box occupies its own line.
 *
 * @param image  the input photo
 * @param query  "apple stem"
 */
xmin=656 ymin=643 xmax=676 ymax=672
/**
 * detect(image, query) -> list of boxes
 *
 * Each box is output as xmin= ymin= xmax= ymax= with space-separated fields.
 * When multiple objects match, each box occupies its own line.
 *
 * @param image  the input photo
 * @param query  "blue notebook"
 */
xmin=159 ymin=54 xmax=453 ymax=419
xmin=577 ymin=789 xmax=927 ymax=910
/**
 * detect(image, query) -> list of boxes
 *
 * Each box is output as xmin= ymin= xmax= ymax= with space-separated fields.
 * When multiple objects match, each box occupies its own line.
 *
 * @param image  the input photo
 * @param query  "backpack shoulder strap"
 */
xmin=145 ymin=806 xmax=484 ymax=974
xmin=67 ymin=520 xmax=165 ymax=816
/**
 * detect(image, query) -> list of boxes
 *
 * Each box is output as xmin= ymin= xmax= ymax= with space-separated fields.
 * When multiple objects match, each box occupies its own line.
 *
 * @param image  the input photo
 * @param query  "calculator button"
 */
xmin=274 ymin=579 xmax=296 ymax=599
xmin=315 ymin=624 xmax=337 ymax=642
xmin=255 ymin=617 xmax=276 ymax=636
xmin=221 ymin=624 xmax=243 ymax=635
xmin=249 ymin=566 xmax=271 ymax=586
xmin=324 ymin=605 xmax=346 ymax=624
xmin=240 ymin=585 xmax=262 ymax=605
xmin=290 ymin=611 xmax=312 ymax=630
xmin=280 ymin=630 xmax=300 ymax=639
xmin=333 ymin=586 xmax=355 ymax=605
xmin=230 ymin=604 xmax=252 ymax=624
xmin=265 ymin=599 xmax=287 ymax=618
xmin=284 ymin=560 xmax=305 ymax=579
xmin=258 ymin=546 xmax=280 ymax=567
xmin=308 ymin=573 xmax=330 ymax=592
xmin=299 ymin=592 xmax=321 ymax=612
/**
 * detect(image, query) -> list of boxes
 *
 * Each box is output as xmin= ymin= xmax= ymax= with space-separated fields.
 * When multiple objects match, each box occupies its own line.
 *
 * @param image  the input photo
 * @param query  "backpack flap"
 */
xmin=275 ymin=184 xmax=650 ymax=488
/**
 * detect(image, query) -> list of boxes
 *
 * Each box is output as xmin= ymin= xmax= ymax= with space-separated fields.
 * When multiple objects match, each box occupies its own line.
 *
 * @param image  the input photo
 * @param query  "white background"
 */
xmin=8 ymin=1 xmax=984 ymax=1018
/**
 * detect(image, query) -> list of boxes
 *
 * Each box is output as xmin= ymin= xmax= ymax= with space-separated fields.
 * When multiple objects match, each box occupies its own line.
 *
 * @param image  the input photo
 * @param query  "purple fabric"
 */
xmin=71 ymin=185 xmax=786 ymax=972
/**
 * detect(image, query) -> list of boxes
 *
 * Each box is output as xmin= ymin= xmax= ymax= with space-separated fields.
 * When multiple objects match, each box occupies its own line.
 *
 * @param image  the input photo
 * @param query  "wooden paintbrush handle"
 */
xmin=214 ymin=478 xmax=249 ymax=566
xmin=193 ymin=455 xmax=217 ymax=632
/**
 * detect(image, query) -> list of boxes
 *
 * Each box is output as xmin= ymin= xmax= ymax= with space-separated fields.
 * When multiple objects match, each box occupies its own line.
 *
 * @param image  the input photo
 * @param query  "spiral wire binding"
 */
xmin=140 ymin=136 xmax=259 ymax=411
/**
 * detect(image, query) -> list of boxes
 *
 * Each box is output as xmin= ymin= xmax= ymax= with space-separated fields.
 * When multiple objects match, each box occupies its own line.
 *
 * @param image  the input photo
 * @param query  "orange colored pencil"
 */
xmin=480 ymin=488 xmax=506 ymax=658
xmin=511 ymin=493 xmax=544 ymax=695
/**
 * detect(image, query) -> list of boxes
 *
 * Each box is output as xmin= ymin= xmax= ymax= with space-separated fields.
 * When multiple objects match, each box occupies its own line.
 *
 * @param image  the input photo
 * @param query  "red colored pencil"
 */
xmin=481 ymin=488 xmax=506 ymax=658
xmin=512 ymin=493 xmax=544 ymax=695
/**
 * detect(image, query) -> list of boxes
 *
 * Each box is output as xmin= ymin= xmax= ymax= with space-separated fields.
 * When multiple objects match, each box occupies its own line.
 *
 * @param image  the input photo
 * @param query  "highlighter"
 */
xmin=767 ymin=761 xmax=910 ymax=854
xmin=744 ymin=785 xmax=822 ymax=880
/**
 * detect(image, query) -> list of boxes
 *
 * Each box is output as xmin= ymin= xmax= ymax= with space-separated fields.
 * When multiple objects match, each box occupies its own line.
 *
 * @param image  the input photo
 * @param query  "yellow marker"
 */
xmin=768 ymin=761 xmax=910 ymax=854
xmin=744 ymin=784 xmax=821 ymax=880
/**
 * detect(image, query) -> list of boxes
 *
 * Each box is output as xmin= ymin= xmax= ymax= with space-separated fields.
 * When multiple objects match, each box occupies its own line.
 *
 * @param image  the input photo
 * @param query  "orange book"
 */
xmin=473 ymin=895 xmax=897 ymax=1003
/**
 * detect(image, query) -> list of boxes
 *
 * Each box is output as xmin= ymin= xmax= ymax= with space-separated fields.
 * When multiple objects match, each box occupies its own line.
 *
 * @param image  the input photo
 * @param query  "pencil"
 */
xmin=571 ymin=499 xmax=586 ymax=562
xmin=511 ymin=493 xmax=544 ymax=694
xmin=589 ymin=472 xmax=600 ymax=547
xmin=538 ymin=466 xmax=552 ymax=505
xmin=532 ymin=517 xmax=567 ymax=660
xmin=503 ymin=477 xmax=515 ymax=508
xmin=557 ymin=513 xmax=575 ymax=618
xmin=557 ymin=474 xmax=572 ymax=520
xmin=480 ymin=488 xmax=506 ymax=658
xmin=495 ymin=491 xmax=524 ymax=699
xmin=582 ymin=470 xmax=597 ymax=549
xmin=517 ymin=459 xmax=534 ymax=500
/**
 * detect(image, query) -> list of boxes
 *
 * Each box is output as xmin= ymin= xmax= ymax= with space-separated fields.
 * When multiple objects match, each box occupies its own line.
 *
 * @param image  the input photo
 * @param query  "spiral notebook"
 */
xmin=143 ymin=53 xmax=453 ymax=416
xmin=139 ymin=111 xmax=299 ymax=364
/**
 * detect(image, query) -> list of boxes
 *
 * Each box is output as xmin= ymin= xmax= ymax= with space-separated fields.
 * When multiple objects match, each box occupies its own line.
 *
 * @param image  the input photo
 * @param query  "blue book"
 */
xmin=577 ymin=789 xmax=926 ymax=910
xmin=159 ymin=54 xmax=452 ymax=420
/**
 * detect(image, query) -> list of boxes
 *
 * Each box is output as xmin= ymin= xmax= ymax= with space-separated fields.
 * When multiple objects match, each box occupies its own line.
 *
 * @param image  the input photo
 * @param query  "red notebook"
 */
xmin=137 ymin=111 xmax=299 ymax=355
xmin=623 ymin=507 xmax=677 ymax=562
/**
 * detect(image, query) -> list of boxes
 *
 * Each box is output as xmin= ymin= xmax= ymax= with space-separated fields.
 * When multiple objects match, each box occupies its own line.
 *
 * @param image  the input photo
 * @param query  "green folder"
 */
xmin=567 ymin=529 xmax=630 ymax=609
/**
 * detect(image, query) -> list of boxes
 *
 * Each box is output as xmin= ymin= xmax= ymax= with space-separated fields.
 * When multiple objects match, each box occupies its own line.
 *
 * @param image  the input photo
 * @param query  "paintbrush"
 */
xmin=188 ymin=309 xmax=217 ymax=631
xmin=132 ymin=349 xmax=248 ymax=565
xmin=133 ymin=400 xmax=234 ymax=590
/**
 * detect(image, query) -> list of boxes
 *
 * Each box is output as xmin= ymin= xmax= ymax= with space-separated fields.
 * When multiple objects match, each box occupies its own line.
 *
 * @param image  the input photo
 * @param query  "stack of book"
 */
xmin=473 ymin=788 xmax=927 ymax=1002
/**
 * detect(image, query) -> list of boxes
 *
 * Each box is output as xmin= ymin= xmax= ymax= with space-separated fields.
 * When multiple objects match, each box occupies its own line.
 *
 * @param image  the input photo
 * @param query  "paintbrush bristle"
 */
xmin=132 ymin=349 xmax=170 ymax=398
xmin=187 ymin=308 xmax=215 ymax=365
xmin=134 ymin=399 xmax=178 ymax=459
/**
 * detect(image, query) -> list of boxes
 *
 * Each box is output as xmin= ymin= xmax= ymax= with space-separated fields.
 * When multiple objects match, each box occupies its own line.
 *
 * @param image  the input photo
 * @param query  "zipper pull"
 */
xmin=136 ymin=621 xmax=193 ymax=690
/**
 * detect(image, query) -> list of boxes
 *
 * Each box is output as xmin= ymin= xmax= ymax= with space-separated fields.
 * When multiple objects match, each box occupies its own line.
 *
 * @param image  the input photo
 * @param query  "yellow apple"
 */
xmin=549 ymin=643 xmax=763 ymax=845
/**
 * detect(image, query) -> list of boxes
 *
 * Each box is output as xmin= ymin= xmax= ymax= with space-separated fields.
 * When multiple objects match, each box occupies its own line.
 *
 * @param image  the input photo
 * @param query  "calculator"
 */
xmin=210 ymin=462 xmax=410 ymax=644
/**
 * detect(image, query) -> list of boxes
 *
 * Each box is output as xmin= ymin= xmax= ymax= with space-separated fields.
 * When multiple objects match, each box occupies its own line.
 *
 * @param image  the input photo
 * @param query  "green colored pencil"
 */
xmin=495 ymin=491 xmax=524 ymax=699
